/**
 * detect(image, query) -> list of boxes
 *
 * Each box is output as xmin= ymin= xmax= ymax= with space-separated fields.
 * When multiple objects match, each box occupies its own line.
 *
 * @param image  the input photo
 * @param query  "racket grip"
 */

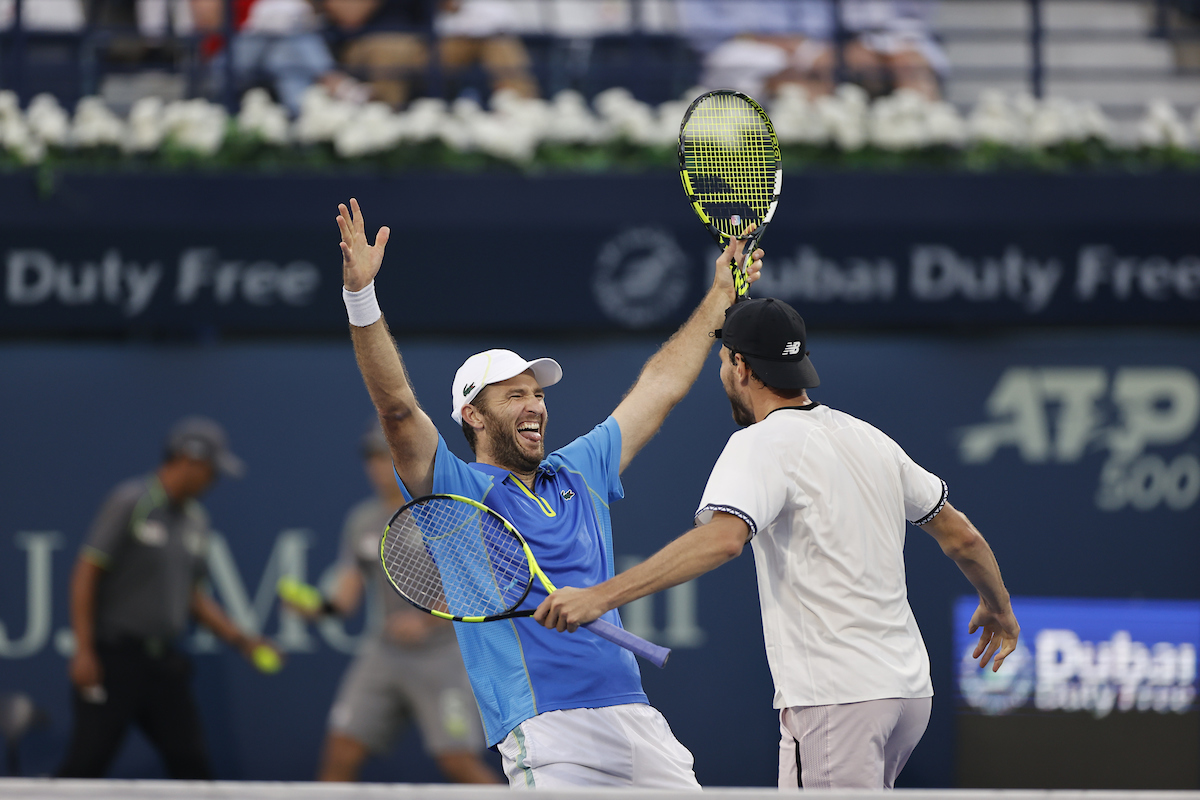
xmin=582 ymin=619 xmax=671 ymax=668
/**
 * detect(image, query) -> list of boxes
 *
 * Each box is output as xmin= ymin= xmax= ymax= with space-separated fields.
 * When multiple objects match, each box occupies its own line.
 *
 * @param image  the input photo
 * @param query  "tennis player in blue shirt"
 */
xmin=335 ymin=198 xmax=763 ymax=788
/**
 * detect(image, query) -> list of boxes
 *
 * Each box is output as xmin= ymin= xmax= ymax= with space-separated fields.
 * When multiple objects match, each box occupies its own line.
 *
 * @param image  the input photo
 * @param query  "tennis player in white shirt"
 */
xmin=534 ymin=297 xmax=1020 ymax=789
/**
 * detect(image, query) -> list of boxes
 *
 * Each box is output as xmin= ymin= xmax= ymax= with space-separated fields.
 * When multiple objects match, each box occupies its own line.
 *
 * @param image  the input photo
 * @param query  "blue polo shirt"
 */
xmin=399 ymin=416 xmax=648 ymax=746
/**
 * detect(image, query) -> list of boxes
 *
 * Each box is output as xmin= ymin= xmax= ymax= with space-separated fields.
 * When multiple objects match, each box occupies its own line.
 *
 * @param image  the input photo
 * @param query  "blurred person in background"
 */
xmin=190 ymin=0 xmax=367 ymax=113
xmin=679 ymin=0 xmax=945 ymax=100
xmin=56 ymin=416 xmax=278 ymax=779
xmin=282 ymin=423 xmax=500 ymax=783
xmin=322 ymin=0 xmax=537 ymax=106
xmin=0 ymin=0 xmax=84 ymax=30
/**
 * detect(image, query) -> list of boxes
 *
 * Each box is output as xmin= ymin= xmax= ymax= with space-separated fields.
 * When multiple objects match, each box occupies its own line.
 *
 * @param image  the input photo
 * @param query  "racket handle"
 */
xmin=730 ymin=259 xmax=749 ymax=302
xmin=582 ymin=619 xmax=671 ymax=669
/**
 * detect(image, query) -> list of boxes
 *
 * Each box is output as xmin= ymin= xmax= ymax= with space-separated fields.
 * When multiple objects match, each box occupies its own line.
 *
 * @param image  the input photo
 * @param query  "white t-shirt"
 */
xmin=695 ymin=403 xmax=946 ymax=708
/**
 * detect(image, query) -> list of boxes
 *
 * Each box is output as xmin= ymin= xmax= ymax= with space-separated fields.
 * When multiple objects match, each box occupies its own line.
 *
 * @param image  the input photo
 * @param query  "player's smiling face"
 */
xmin=475 ymin=372 xmax=547 ymax=473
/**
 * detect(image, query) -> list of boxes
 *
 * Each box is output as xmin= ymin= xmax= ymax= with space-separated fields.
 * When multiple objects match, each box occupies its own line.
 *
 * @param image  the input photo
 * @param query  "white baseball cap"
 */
xmin=451 ymin=349 xmax=563 ymax=424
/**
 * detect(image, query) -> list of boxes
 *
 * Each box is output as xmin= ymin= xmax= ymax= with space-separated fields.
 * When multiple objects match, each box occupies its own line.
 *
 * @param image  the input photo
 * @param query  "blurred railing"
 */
xmin=0 ymin=0 xmax=1195 ymax=113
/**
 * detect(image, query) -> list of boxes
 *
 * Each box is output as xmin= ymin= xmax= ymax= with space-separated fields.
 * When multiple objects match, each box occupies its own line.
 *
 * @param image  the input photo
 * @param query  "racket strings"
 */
xmin=382 ymin=498 xmax=532 ymax=619
xmin=682 ymin=93 xmax=776 ymax=239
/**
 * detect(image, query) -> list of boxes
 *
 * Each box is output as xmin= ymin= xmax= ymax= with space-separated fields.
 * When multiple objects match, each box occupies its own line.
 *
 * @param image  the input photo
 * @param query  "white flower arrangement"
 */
xmin=161 ymin=98 xmax=228 ymax=156
xmin=0 ymin=87 xmax=1194 ymax=168
xmin=72 ymin=97 xmax=127 ymax=148
xmin=25 ymin=93 xmax=70 ymax=147
xmin=1137 ymin=98 xmax=1192 ymax=149
xmin=237 ymin=88 xmax=290 ymax=146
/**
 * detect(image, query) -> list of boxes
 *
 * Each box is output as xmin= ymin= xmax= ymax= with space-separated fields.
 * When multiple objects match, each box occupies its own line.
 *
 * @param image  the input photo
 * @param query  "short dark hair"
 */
xmin=730 ymin=351 xmax=807 ymax=400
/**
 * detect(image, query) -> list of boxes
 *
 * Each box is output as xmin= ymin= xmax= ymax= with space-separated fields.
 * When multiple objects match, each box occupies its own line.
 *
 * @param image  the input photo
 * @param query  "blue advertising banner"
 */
xmin=954 ymin=597 xmax=1200 ymax=718
xmin=0 ymin=172 xmax=1197 ymax=335
xmin=953 ymin=597 xmax=1200 ymax=788
xmin=1 ymin=329 xmax=1197 ymax=786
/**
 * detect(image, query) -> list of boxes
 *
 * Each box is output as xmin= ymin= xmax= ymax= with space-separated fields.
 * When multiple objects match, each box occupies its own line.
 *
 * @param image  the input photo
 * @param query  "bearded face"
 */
xmin=479 ymin=402 xmax=545 ymax=473
xmin=470 ymin=374 xmax=548 ymax=474
xmin=727 ymin=390 xmax=755 ymax=428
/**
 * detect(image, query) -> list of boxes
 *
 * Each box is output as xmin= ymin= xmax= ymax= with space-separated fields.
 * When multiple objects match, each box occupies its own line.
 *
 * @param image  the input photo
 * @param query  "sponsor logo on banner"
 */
xmin=0 ymin=532 xmax=702 ymax=659
xmin=959 ymin=367 xmax=1200 ymax=511
xmin=593 ymin=228 xmax=689 ymax=329
xmin=4 ymin=247 xmax=321 ymax=315
xmin=955 ymin=597 xmax=1200 ymax=719
xmin=755 ymin=243 xmax=1200 ymax=313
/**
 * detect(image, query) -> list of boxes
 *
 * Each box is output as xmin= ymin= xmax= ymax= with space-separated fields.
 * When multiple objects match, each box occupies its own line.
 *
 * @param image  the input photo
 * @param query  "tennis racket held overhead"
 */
xmin=379 ymin=493 xmax=671 ymax=668
xmin=678 ymin=89 xmax=782 ymax=302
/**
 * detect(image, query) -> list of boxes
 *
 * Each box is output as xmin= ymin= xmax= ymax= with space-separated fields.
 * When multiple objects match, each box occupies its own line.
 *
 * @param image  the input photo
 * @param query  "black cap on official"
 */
xmin=165 ymin=416 xmax=245 ymax=478
xmin=715 ymin=298 xmax=820 ymax=390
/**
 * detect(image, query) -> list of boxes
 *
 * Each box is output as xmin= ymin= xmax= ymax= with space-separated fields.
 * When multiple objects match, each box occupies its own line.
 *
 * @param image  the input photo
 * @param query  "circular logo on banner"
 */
xmin=958 ymin=641 xmax=1035 ymax=715
xmin=593 ymin=228 xmax=690 ymax=329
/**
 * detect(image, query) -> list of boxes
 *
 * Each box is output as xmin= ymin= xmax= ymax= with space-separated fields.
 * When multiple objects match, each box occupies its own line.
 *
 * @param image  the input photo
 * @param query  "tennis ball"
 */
xmin=277 ymin=576 xmax=322 ymax=613
xmin=252 ymin=644 xmax=282 ymax=674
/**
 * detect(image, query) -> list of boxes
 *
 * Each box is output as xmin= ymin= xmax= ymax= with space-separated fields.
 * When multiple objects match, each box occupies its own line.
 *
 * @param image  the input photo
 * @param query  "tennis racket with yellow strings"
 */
xmin=379 ymin=493 xmax=670 ymax=668
xmin=678 ymin=89 xmax=782 ymax=302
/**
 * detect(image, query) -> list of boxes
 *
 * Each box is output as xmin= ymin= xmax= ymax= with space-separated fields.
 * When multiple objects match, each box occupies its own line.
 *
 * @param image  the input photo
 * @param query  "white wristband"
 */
xmin=343 ymin=281 xmax=382 ymax=327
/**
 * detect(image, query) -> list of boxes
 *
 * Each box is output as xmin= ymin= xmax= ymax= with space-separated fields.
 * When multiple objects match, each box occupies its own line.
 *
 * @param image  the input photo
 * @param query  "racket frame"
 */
xmin=678 ymin=89 xmax=783 ymax=302
xmin=380 ymin=493 xmax=671 ymax=667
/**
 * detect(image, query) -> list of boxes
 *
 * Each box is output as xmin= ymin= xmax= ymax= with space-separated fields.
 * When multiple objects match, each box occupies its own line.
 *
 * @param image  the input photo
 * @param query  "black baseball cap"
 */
xmin=165 ymin=416 xmax=245 ymax=478
xmin=715 ymin=298 xmax=820 ymax=390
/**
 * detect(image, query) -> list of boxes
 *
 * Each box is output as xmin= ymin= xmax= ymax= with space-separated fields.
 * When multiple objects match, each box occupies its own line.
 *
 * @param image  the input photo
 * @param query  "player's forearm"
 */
xmin=631 ymin=287 xmax=729 ymax=405
xmin=952 ymin=539 xmax=1011 ymax=614
xmin=350 ymin=317 xmax=421 ymax=418
xmin=595 ymin=520 xmax=744 ymax=612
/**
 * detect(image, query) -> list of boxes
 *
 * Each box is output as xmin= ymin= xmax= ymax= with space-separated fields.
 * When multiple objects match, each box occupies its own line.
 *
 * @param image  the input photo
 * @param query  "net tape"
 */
xmin=382 ymin=497 xmax=531 ymax=618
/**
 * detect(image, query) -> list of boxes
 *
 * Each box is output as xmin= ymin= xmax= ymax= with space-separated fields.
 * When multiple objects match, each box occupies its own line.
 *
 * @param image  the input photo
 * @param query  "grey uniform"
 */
xmin=58 ymin=474 xmax=213 ymax=779
xmin=83 ymin=475 xmax=211 ymax=642
xmin=327 ymin=497 xmax=485 ymax=755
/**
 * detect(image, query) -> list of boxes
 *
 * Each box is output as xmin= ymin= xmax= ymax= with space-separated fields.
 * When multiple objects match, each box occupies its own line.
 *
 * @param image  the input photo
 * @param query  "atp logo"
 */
xmin=782 ymin=341 xmax=802 ymax=356
xmin=960 ymin=367 xmax=1200 ymax=511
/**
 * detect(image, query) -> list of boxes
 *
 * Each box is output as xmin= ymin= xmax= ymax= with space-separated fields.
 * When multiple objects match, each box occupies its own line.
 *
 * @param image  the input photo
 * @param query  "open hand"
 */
xmin=969 ymin=601 xmax=1020 ymax=672
xmin=337 ymin=197 xmax=390 ymax=292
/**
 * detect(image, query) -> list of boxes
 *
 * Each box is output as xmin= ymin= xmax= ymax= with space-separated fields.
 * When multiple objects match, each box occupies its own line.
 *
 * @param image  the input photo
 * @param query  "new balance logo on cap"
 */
xmin=782 ymin=341 xmax=802 ymax=356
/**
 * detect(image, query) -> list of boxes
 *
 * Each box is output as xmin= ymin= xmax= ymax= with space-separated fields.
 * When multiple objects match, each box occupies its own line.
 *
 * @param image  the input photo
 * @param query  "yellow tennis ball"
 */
xmin=252 ymin=644 xmax=282 ymax=674
xmin=277 ymin=576 xmax=322 ymax=613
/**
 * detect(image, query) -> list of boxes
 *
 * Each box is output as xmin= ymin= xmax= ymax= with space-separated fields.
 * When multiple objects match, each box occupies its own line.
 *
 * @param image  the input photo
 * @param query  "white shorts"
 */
xmin=496 ymin=703 xmax=700 ymax=789
xmin=778 ymin=697 xmax=932 ymax=789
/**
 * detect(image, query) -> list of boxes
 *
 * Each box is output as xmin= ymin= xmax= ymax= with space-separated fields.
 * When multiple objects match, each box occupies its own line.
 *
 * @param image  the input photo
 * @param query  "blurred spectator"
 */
xmin=323 ymin=0 xmax=538 ymax=107
xmin=191 ymin=0 xmax=366 ymax=114
xmin=679 ymin=0 xmax=945 ymax=101
xmin=0 ymin=0 xmax=84 ymax=30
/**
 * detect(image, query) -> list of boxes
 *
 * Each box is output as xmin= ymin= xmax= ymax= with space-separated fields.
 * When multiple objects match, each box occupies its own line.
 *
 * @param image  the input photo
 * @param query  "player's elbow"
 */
xmin=711 ymin=521 xmax=749 ymax=562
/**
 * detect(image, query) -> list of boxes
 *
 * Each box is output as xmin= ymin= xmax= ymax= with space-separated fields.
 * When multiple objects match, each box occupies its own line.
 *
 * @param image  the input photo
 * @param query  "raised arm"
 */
xmin=611 ymin=234 xmax=763 ymax=473
xmin=338 ymin=198 xmax=439 ymax=497
xmin=921 ymin=502 xmax=1020 ymax=672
